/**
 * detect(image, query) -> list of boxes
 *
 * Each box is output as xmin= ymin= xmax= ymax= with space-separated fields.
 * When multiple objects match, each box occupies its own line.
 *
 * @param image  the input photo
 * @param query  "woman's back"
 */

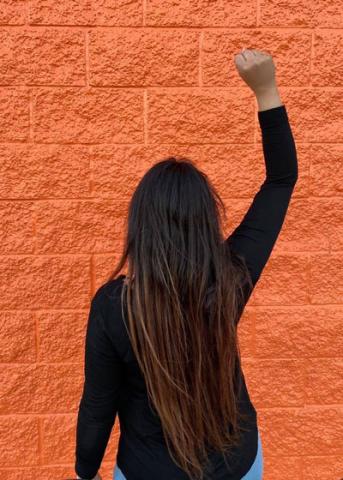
xmin=88 ymin=274 xmax=259 ymax=480
xmin=75 ymin=53 xmax=298 ymax=480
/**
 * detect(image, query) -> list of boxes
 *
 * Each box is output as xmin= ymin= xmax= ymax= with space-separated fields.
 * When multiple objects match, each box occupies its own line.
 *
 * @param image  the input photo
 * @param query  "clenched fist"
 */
xmin=234 ymin=49 xmax=277 ymax=94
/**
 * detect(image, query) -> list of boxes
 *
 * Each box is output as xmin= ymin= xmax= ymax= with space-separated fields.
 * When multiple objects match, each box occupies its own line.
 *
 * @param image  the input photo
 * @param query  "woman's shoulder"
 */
xmin=93 ymin=275 xmax=126 ymax=305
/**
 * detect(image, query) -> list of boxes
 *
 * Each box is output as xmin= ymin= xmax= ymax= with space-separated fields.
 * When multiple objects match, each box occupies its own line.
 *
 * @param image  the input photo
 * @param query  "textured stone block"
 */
xmin=0 ymin=364 xmax=83 ymax=414
xmin=263 ymin=456 xmax=302 ymax=480
xmin=261 ymin=88 xmax=343 ymax=143
xmin=37 ymin=309 xmax=87 ymax=362
xmin=148 ymin=88 xmax=253 ymax=144
xmin=244 ymin=358 xmax=304 ymax=407
xmin=29 ymin=0 xmax=142 ymax=26
xmin=309 ymin=254 xmax=343 ymax=304
xmin=89 ymin=29 xmax=199 ymax=87
xmin=0 ymin=311 xmax=36 ymax=362
xmin=254 ymin=306 xmax=343 ymax=358
xmin=201 ymin=143 xmax=265 ymax=203
xmin=250 ymin=253 xmax=309 ymax=305
xmin=302 ymin=456 xmax=343 ymax=480
xmin=304 ymin=358 xmax=343 ymax=405
xmin=310 ymin=144 xmax=343 ymax=196
xmin=260 ymin=0 xmax=343 ymax=27
xmin=0 ymin=88 xmax=29 ymax=142
xmin=0 ymin=256 xmax=90 ymax=309
xmin=0 ymin=144 xmax=91 ymax=199
xmin=35 ymin=199 xmax=125 ymax=253
xmin=0 ymin=417 xmax=39 ymax=466
xmin=259 ymin=406 xmax=343 ymax=455
xmin=146 ymin=0 xmax=256 ymax=26
xmin=33 ymin=87 xmax=144 ymax=143
xmin=275 ymin=196 xmax=342 ymax=252
xmin=0 ymin=201 xmax=35 ymax=253
xmin=312 ymin=31 xmax=343 ymax=86
xmin=0 ymin=0 xmax=26 ymax=24
xmin=0 ymin=28 xmax=85 ymax=85
xmin=40 ymin=415 xmax=77 ymax=464
xmin=93 ymin=253 xmax=124 ymax=289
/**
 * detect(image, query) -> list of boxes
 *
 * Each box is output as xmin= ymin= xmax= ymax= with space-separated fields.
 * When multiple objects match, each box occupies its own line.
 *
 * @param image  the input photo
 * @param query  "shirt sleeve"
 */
xmin=226 ymin=104 xmax=298 ymax=301
xmin=75 ymin=290 xmax=124 ymax=479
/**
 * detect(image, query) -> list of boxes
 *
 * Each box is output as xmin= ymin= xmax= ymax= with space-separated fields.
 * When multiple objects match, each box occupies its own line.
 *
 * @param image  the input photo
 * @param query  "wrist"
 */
xmin=255 ymin=86 xmax=282 ymax=112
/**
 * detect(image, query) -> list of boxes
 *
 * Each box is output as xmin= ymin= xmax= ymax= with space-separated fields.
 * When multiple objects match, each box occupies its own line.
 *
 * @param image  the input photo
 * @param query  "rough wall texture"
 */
xmin=0 ymin=1 xmax=342 ymax=479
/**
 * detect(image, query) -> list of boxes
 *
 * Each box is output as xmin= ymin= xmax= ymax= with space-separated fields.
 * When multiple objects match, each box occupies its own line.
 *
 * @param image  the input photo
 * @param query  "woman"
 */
xmin=75 ymin=49 xmax=298 ymax=480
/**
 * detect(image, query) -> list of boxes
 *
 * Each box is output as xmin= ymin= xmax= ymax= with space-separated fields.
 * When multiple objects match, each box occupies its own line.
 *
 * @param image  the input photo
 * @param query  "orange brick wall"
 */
xmin=0 ymin=1 xmax=342 ymax=479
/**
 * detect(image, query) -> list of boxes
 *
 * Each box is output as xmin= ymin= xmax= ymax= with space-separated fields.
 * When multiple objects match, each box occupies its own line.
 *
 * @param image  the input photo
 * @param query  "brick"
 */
xmin=0 ymin=256 xmax=90 ymax=309
xmin=255 ymin=306 xmax=343 ymax=358
xmin=34 ymin=364 xmax=84 ymax=414
xmin=29 ymin=0 xmax=142 ymax=26
xmin=0 ymin=468 xmax=37 ymax=480
xmin=310 ymin=144 xmax=343 ymax=197
xmin=35 ymin=199 xmax=125 ymax=253
xmin=312 ymin=31 xmax=343 ymax=86
xmin=265 ymin=88 xmax=343 ymax=143
xmin=37 ymin=309 xmax=86 ymax=362
xmin=249 ymin=254 xmax=309 ymax=305
xmin=310 ymin=198 xmax=342 ymax=251
xmin=258 ymin=406 xmax=343 ymax=456
xmin=0 ymin=364 xmax=83 ymax=414
xmin=274 ymin=197 xmax=342 ymax=252
xmin=0 ymin=88 xmax=29 ymax=142
xmin=309 ymin=254 xmax=342 ymax=304
xmin=243 ymin=359 xmax=304 ymax=407
xmin=93 ymin=254 xmax=123 ymax=290
xmin=302 ymin=456 xmax=343 ymax=480
xmin=264 ymin=456 xmax=302 ymax=480
xmin=91 ymin=144 xmax=153 ymax=202
xmin=33 ymin=87 xmax=144 ymax=143
xmin=202 ymin=30 xmax=311 ymax=87
xmin=201 ymin=144 xmax=265 ymax=203
xmin=260 ymin=0 xmax=343 ymax=28
xmin=148 ymin=88 xmax=253 ymax=144
xmin=304 ymin=358 xmax=343 ymax=405
xmin=0 ymin=28 xmax=85 ymax=85
xmin=0 ymin=201 xmax=35 ymax=254
xmin=0 ymin=144 xmax=91 ymax=199
xmin=146 ymin=0 xmax=256 ymax=27
xmin=40 ymin=415 xmax=76 ymax=464
xmin=89 ymin=29 xmax=199 ymax=87
xmin=0 ymin=416 xmax=39 ymax=466
xmin=0 ymin=365 xmax=35 ymax=413
xmin=0 ymin=311 xmax=36 ymax=362
xmin=0 ymin=0 xmax=26 ymax=24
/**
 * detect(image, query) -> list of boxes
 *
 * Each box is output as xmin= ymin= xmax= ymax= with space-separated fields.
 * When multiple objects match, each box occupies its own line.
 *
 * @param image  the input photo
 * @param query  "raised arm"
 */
xmin=226 ymin=49 xmax=298 ymax=298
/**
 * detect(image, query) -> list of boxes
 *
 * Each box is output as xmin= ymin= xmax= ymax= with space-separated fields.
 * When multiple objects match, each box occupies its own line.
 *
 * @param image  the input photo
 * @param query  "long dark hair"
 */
xmin=108 ymin=156 xmax=253 ymax=479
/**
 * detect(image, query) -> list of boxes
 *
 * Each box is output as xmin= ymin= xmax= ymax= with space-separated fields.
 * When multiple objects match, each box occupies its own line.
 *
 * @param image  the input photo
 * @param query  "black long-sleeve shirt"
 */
xmin=75 ymin=104 xmax=298 ymax=480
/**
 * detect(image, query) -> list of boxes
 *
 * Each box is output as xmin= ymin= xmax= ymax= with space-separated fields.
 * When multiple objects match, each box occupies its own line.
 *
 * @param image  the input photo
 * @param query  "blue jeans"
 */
xmin=113 ymin=430 xmax=263 ymax=480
